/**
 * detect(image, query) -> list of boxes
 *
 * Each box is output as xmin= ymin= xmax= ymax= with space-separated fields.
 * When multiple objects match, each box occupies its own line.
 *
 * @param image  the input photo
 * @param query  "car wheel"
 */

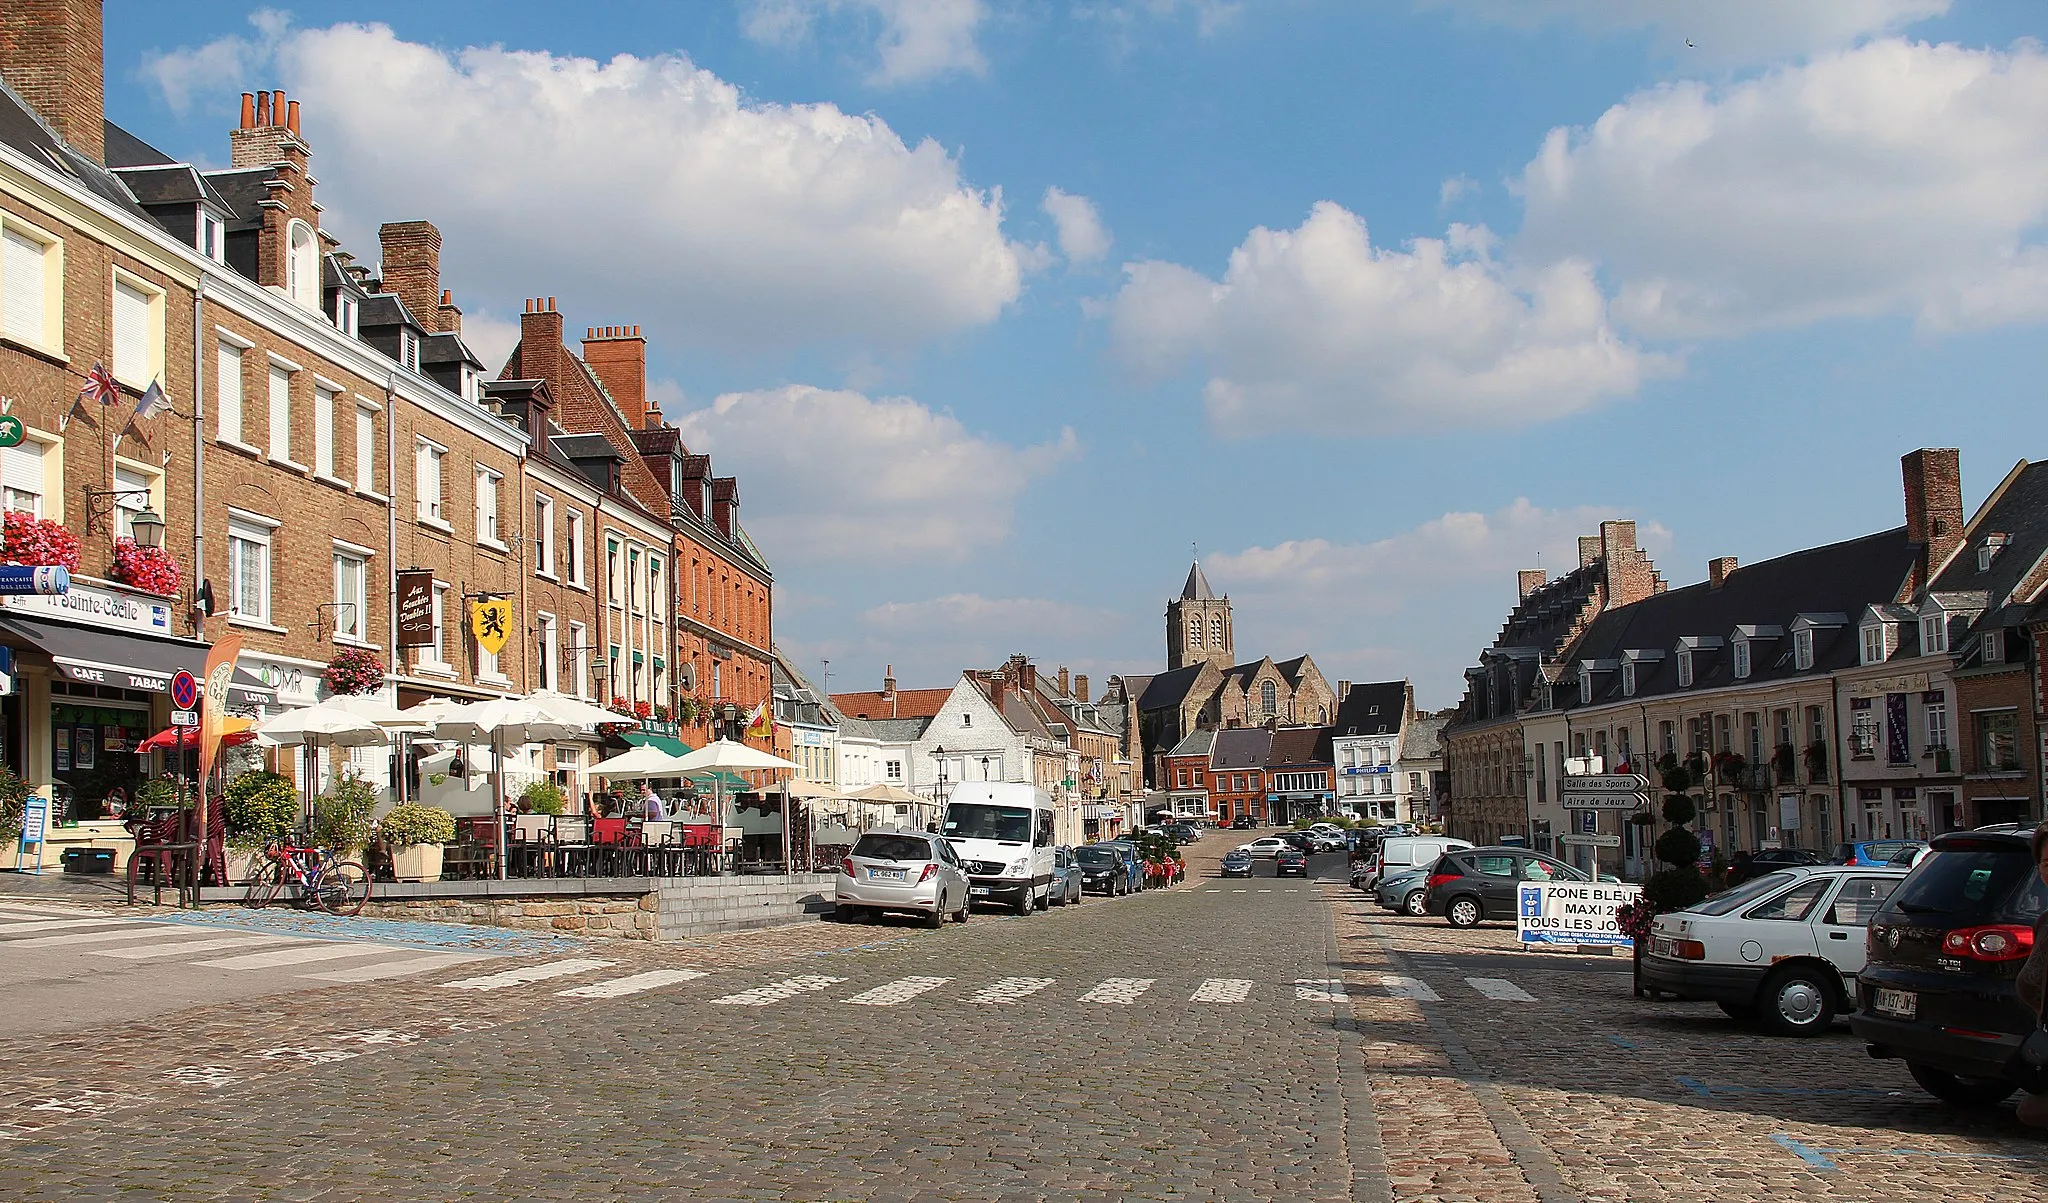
xmin=1759 ymin=964 xmax=1836 ymax=1037
xmin=1907 ymin=1063 xmax=2018 ymax=1108
xmin=838 ymin=904 xmax=863 ymax=923
xmin=1016 ymin=888 xmax=1034 ymax=916
xmin=924 ymin=897 xmax=946 ymax=929
xmin=1403 ymin=890 xmax=1427 ymax=917
xmin=954 ymin=894 xmax=970 ymax=924
xmin=1716 ymin=1001 xmax=1758 ymax=1022
xmin=1446 ymin=896 xmax=1482 ymax=928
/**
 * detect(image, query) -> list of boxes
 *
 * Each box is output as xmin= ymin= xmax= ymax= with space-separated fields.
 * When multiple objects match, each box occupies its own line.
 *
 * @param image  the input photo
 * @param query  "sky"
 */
xmin=103 ymin=1 xmax=2048 ymax=708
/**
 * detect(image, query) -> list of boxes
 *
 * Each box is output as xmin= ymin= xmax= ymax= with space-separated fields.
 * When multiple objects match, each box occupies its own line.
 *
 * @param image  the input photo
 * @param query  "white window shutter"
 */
xmin=113 ymin=280 xmax=150 ymax=383
xmin=216 ymin=344 xmax=243 ymax=442
xmin=267 ymin=366 xmax=292 ymax=460
xmin=355 ymin=406 xmax=374 ymax=491
xmin=313 ymin=387 xmax=335 ymax=476
xmin=2 ymin=441 xmax=46 ymax=515
xmin=2 ymin=228 xmax=45 ymax=344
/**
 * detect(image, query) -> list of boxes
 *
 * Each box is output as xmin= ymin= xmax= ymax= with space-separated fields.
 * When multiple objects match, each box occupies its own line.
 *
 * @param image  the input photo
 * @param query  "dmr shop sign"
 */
xmin=1517 ymin=881 xmax=1643 ymax=949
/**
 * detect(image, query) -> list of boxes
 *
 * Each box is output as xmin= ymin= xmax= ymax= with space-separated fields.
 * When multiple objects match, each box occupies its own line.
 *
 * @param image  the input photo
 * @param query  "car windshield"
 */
xmin=943 ymin=803 xmax=1032 ymax=842
xmin=1691 ymin=872 xmax=1800 ymax=916
xmin=852 ymin=834 xmax=930 ymax=862
xmin=1886 ymin=845 xmax=2046 ymax=921
xmin=1076 ymin=847 xmax=1119 ymax=865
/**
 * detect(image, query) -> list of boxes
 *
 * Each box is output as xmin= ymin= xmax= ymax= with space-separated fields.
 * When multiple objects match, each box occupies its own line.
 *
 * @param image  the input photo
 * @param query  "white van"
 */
xmin=1368 ymin=835 xmax=1472 ymax=892
xmin=941 ymin=783 xmax=1056 ymax=915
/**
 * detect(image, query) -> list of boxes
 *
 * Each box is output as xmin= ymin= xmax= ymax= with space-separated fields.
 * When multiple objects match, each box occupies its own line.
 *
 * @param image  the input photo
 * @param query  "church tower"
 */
xmin=1166 ymin=561 xmax=1234 ymax=672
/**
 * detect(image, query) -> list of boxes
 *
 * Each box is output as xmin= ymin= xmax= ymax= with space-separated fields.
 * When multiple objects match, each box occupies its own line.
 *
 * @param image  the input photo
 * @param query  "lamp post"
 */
xmin=83 ymin=486 xmax=164 ymax=546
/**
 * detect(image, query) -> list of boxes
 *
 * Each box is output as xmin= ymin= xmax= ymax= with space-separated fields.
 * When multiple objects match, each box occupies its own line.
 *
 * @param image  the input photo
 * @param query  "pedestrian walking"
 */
xmin=2017 ymin=820 xmax=2048 ymax=1131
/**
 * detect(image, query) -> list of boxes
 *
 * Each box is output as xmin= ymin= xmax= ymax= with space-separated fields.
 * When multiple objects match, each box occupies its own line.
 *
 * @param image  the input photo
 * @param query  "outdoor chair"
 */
xmin=592 ymin=817 xmax=629 ymax=875
xmin=511 ymin=814 xmax=553 ymax=877
xmin=552 ymin=815 xmax=593 ymax=877
xmin=639 ymin=820 xmax=674 ymax=875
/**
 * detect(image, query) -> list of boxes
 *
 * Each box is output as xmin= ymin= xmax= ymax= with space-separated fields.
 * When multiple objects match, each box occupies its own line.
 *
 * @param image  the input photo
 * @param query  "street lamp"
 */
xmin=83 ymin=486 xmax=164 ymax=547
xmin=934 ymin=745 xmax=950 ymax=807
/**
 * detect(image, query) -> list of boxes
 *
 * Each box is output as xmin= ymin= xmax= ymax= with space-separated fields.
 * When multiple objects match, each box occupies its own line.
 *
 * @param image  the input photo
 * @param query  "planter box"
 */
xmin=224 ymin=847 xmax=260 ymax=885
xmin=390 ymin=843 xmax=444 ymax=883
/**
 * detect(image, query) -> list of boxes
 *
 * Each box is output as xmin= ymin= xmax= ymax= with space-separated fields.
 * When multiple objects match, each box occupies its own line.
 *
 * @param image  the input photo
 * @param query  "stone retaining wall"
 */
xmin=361 ymin=893 xmax=658 ymax=939
xmin=655 ymin=875 xmax=836 ymax=940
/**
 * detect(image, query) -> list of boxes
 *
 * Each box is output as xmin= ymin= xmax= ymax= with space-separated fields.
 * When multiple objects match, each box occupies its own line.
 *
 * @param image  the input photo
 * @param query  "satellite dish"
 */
xmin=679 ymin=662 xmax=697 ymax=691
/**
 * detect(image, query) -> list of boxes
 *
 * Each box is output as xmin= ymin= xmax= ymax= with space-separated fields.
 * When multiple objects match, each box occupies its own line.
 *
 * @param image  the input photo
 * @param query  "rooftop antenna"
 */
xmin=821 ymin=658 xmax=830 ymax=696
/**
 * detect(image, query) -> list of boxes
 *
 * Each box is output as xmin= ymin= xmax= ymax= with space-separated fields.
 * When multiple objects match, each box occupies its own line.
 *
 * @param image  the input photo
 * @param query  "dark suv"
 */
xmin=1850 ymin=826 xmax=2048 ymax=1107
xmin=1424 ymin=847 xmax=1591 ymax=927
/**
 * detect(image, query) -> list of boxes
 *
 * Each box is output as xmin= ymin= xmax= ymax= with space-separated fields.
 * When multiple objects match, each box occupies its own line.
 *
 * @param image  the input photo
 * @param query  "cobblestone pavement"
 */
xmin=2 ymin=839 xmax=2044 ymax=1200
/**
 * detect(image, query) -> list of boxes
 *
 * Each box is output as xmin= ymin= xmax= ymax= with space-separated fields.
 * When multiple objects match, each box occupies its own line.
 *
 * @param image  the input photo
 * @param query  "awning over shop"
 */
xmin=0 ymin=616 xmax=274 ymax=707
xmin=618 ymin=729 xmax=692 ymax=757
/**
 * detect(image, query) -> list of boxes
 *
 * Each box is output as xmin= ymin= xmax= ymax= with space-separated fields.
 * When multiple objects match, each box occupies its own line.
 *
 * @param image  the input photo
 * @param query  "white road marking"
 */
xmin=1294 ymin=979 xmax=1350 ymax=1003
xmin=194 ymin=943 xmax=407 ymax=971
xmin=1256 ymin=889 xmax=1273 ymax=893
xmin=1190 ymin=978 xmax=1254 ymax=1003
xmin=1380 ymin=974 xmax=1440 ymax=1002
xmin=0 ymin=917 xmax=134 ymax=936
xmin=1080 ymin=977 xmax=1155 ymax=1004
xmin=1466 ymin=977 xmax=1536 ymax=1002
xmin=709 ymin=975 xmax=845 ymax=1006
xmin=1229 ymin=889 xmax=1247 ymax=894
xmin=10 ymin=925 xmax=207 ymax=948
xmin=0 ymin=902 xmax=100 ymax=917
xmin=558 ymin=969 xmax=708 ymax=999
xmin=90 ymin=935 xmax=294 ymax=960
xmin=843 ymin=976 xmax=952 ymax=1007
xmin=440 ymin=959 xmax=616 ymax=991
xmin=301 ymin=953 xmax=488 ymax=983
xmin=967 ymin=977 xmax=1055 ymax=1004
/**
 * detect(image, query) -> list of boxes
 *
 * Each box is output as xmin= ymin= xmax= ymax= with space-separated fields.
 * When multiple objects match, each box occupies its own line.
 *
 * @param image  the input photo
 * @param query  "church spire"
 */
xmin=1182 ymin=560 xmax=1215 ymax=601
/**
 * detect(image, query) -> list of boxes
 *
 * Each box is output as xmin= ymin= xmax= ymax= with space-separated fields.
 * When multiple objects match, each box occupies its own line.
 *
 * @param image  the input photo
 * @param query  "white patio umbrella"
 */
xmin=846 ymin=781 xmax=930 ymax=834
xmin=527 ymin=690 xmax=635 ymax=730
xmin=587 ymin=744 xmax=692 ymax=780
xmin=254 ymin=702 xmax=392 ymax=825
xmin=321 ymin=694 xmax=432 ymax=730
xmin=668 ymin=740 xmax=804 ymax=852
xmin=433 ymin=699 xmax=583 ymax=880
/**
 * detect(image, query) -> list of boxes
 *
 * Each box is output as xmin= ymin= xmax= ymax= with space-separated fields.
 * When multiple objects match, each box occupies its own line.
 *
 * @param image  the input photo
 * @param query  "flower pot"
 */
xmin=224 ymin=846 xmax=260 ymax=885
xmin=390 ymin=843 xmax=443 ymax=883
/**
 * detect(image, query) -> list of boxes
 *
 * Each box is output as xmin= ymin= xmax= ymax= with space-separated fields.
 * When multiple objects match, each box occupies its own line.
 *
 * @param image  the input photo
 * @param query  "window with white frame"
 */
xmin=113 ymin=462 xmax=159 ymax=541
xmin=537 ymin=612 xmax=557 ymax=691
xmin=1 ymin=220 xmax=60 ymax=352
xmin=1621 ymin=660 xmax=1636 ymax=697
xmin=886 ymin=759 xmax=903 ymax=781
xmin=1982 ymin=630 xmax=2005 ymax=664
xmin=474 ymin=466 xmax=501 ymax=545
xmin=1732 ymin=640 xmax=1751 ymax=679
xmin=227 ymin=514 xmax=275 ymax=622
xmin=569 ymin=620 xmax=589 ymax=697
xmin=1921 ymin=613 xmax=1947 ymax=655
xmin=112 ymin=273 xmax=162 ymax=388
xmin=534 ymin=496 xmax=555 ymax=577
xmin=567 ymin=511 xmax=586 ymax=586
xmin=1 ymin=436 xmax=50 ymax=517
xmin=286 ymin=220 xmax=319 ymax=310
xmin=1676 ymin=649 xmax=1694 ymax=687
xmin=266 ymin=360 xmax=294 ymax=463
xmin=1794 ymin=628 xmax=1814 ymax=670
xmin=198 ymin=209 xmax=225 ymax=263
xmin=399 ymin=328 xmax=419 ymax=372
xmin=1861 ymin=624 xmax=1887 ymax=665
xmin=649 ymin=557 xmax=664 ymax=621
xmin=333 ymin=292 xmax=356 ymax=336
xmin=1926 ymin=699 xmax=1949 ymax=751
xmin=414 ymin=440 xmax=444 ymax=522
xmin=607 ymin=537 xmax=623 ymax=604
xmin=332 ymin=545 xmax=368 ymax=641
xmin=354 ymin=402 xmax=375 ymax=492
xmin=312 ymin=382 xmax=337 ymax=478
xmin=1578 ymin=664 xmax=1592 ymax=700
xmin=421 ymin=582 xmax=449 ymax=670
xmin=215 ymin=338 xmax=246 ymax=443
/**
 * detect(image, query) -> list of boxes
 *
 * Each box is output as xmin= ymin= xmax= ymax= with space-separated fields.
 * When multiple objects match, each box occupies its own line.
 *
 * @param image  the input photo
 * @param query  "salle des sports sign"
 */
xmin=1517 ymin=882 xmax=1643 ymax=948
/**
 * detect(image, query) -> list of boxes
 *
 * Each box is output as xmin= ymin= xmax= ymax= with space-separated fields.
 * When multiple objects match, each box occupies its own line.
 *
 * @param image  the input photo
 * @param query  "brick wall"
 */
xmin=0 ymin=0 xmax=103 ymax=163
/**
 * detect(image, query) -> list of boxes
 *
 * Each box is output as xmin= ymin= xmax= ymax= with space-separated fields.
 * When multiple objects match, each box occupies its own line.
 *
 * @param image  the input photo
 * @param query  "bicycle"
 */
xmin=245 ymin=838 xmax=373 ymax=916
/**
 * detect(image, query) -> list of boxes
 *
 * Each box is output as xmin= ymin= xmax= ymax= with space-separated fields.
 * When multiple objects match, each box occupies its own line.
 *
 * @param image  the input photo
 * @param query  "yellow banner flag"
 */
xmin=470 ymin=597 xmax=513 ymax=657
xmin=197 ymin=631 xmax=242 ymax=785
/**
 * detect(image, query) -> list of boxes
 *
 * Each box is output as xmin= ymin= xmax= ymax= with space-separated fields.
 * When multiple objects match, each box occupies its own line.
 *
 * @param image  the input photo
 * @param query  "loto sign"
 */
xmin=1517 ymin=881 xmax=1642 ymax=948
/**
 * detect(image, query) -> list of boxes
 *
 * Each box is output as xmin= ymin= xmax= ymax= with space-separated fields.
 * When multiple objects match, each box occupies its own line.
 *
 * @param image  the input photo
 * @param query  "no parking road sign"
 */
xmin=171 ymin=669 xmax=199 ymax=711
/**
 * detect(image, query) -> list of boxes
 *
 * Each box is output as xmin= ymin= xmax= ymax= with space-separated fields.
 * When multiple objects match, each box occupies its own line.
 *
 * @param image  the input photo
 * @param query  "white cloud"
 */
xmin=458 ymin=311 xmax=523 ymax=377
xmin=1438 ymin=174 xmax=1480 ymax=209
xmin=672 ymin=384 xmax=1077 ymax=561
xmin=1209 ymin=500 xmax=1673 ymax=708
xmin=1420 ymin=0 xmax=1950 ymax=67
xmin=1042 ymin=186 xmax=1111 ymax=263
xmin=1517 ymin=39 xmax=2048 ymax=338
xmin=140 ymin=9 xmax=291 ymax=116
xmin=144 ymin=21 xmax=1025 ymax=353
xmin=1108 ymin=201 xmax=1670 ymax=437
xmin=741 ymin=0 xmax=989 ymax=86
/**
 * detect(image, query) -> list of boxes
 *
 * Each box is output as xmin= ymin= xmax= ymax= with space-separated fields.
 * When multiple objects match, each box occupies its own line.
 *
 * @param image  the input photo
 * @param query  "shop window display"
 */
xmin=49 ymin=691 xmax=152 ymax=821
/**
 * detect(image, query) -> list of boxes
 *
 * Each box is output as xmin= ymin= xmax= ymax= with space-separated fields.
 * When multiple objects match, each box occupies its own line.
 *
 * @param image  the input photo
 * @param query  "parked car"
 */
xmin=1220 ymin=849 xmax=1254 ymax=878
xmin=1238 ymin=836 xmax=1293 ymax=859
xmin=1852 ymin=827 xmax=2048 ymax=1106
xmin=1832 ymin=839 xmax=1925 ymax=867
xmin=1231 ymin=816 xmax=1259 ymax=830
xmin=1642 ymin=864 xmax=1908 ymax=1035
xmin=1279 ymin=831 xmax=1320 ymax=854
xmin=1095 ymin=840 xmax=1148 ymax=892
xmin=1423 ymin=847 xmax=1592 ymax=928
xmin=1375 ymin=867 xmax=1431 ymax=916
xmin=1049 ymin=845 xmax=1084 ymax=906
xmin=1166 ymin=823 xmax=1199 ymax=845
xmin=836 ymin=830 xmax=971 ymax=928
xmin=1074 ymin=844 xmax=1132 ymax=895
xmin=1362 ymin=835 xmax=1471 ymax=893
xmin=1728 ymin=848 xmax=1827 ymax=885
xmin=1275 ymin=848 xmax=1309 ymax=877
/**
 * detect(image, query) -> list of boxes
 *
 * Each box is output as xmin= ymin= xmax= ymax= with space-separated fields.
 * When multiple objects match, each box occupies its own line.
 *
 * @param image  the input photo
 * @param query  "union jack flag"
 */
xmin=77 ymin=360 xmax=119 ymax=406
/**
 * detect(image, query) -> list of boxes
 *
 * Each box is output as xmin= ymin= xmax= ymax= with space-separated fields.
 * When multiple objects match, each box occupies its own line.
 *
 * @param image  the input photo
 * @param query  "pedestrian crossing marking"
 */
xmin=0 ymin=917 xmax=134 ymax=936
xmin=844 ymin=976 xmax=952 ymax=1007
xmin=442 ymin=959 xmax=617 ymax=991
xmin=1381 ymin=974 xmax=1440 ymax=1002
xmin=303 ymin=953 xmax=488 ymax=983
xmin=968 ymin=977 xmax=1055 ymax=1004
xmin=1466 ymin=977 xmax=1535 ymax=1002
xmin=558 ymin=969 xmax=707 ymax=999
xmin=1294 ymin=979 xmax=1349 ymax=1003
xmin=10 ymin=925 xmax=203 ymax=948
xmin=1190 ymin=978 xmax=1254 ymax=1003
xmin=195 ymin=943 xmax=404 ymax=971
xmin=91 ymin=935 xmax=294 ymax=960
xmin=1080 ymin=977 xmax=1155 ymax=1004
xmin=710 ymin=975 xmax=845 ymax=1006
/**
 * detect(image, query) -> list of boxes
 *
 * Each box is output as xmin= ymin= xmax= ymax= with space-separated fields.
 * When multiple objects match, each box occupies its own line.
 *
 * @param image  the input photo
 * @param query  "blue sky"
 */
xmin=104 ymin=1 xmax=2048 ymax=707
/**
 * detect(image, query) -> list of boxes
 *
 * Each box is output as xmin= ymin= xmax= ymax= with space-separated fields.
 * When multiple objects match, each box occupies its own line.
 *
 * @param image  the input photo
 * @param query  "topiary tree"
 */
xmin=1644 ymin=787 xmax=1708 ymax=911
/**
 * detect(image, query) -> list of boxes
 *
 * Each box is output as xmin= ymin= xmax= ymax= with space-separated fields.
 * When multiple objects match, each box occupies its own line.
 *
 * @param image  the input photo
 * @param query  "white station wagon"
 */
xmin=1641 ymin=864 xmax=1909 ymax=1037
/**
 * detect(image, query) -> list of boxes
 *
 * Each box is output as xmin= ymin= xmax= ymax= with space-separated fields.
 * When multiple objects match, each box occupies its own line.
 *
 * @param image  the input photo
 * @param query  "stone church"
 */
xmin=1129 ymin=561 xmax=1334 ymax=786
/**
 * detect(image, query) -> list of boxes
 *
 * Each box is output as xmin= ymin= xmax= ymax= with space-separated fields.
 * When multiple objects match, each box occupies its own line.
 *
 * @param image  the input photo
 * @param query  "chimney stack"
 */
xmin=1708 ymin=557 xmax=1737 ymax=589
xmin=229 ymin=86 xmax=307 ymax=169
xmin=1517 ymin=569 xmax=1548 ymax=599
xmin=1902 ymin=448 xmax=1964 ymax=592
xmin=1057 ymin=667 xmax=1070 ymax=697
xmin=517 ymin=298 xmax=564 ymax=391
xmin=379 ymin=220 xmax=446 ymax=334
xmin=1075 ymin=674 xmax=1089 ymax=703
xmin=582 ymin=325 xmax=648 ymax=429
xmin=882 ymin=665 xmax=896 ymax=702
xmin=0 ymin=0 xmax=106 ymax=163
xmin=1578 ymin=536 xmax=1602 ymax=569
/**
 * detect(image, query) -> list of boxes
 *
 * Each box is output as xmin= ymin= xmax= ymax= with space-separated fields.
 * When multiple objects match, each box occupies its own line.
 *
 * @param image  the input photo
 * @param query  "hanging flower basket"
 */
xmin=109 ymin=537 xmax=181 ymax=595
xmin=0 ymin=511 xmax=80 ymax=571
xmin=322 ymin=647 xmax=385 ymax=696
xmin=633 ymin=700 xmax=653 ymax=720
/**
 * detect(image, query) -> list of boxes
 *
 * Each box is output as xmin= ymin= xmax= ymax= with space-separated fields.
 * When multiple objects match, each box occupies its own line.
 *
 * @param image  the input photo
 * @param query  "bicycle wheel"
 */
xmin=245 ymin=856 xmax=286 ymax=908
xmin=318 ymin=858 xmax=372 ymax=916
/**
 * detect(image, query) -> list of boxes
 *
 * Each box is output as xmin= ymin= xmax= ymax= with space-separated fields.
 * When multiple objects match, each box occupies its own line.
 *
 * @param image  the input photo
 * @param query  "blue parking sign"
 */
xmin=1518 ymin=883 xmax=1542 ymax=920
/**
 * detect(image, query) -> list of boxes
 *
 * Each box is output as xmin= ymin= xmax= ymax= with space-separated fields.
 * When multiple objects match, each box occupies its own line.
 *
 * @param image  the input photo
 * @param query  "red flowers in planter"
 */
xmin=0 ymin=511 xmax=80 ymax=571
xmin=633 ymin=700 xmax=653 ymax=720
xmin=322 ymin=648 xmax=385 ymax=696
xmin=610 ymin=696 xmax=631 ymax=713
xmin=110 ymin=537 xmax=181 ymax=595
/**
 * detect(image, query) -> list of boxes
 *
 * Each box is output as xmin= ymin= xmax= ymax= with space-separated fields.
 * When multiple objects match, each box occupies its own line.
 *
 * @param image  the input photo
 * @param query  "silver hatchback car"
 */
xmin=836 ymin=830 xmax=971 ymax=928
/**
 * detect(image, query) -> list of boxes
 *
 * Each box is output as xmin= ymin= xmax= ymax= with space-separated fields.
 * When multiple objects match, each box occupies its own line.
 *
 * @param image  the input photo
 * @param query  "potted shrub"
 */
xmin=1803 ymin=740 xmax=1828 ymax=782
xmin=311 ymin=770 xmax=379 ymax=859
xmin=322 ymin=648 xmax=385 ymax=696
xmin=0 ymin=511 xmax=80 ymax=570
xmin=519 ymin=779 xmax=566 ymax=816
xmin=109 ymin=537 xmax=181 ymax=595
xmin=222 ymin=769 xmax=298 ymax=883
xmin=1773 ymin=742 xmax=1797 ymax=784
xmin=0 ymin=765 xmax=30 ymax=847
xmin=379 ymin=802 xmax=455 ymax=882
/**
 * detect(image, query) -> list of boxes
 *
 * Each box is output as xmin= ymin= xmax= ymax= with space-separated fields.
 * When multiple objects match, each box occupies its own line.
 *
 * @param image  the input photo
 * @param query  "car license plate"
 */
xmin=970 ymin=886 xmax=990 ymax=896
xmin=869 ymin=868 xmax=905 ymax=882
xmin=1651 ymin=936 xmax=1674 ymax=958
xmin=1874 ymin=988 xmax=1917 ymax=1019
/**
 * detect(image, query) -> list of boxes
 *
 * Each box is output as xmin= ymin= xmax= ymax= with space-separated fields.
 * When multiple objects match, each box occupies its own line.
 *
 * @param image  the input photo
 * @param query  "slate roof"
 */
xmin=1274 ymin=655 xmax=1311 ymax=686
xmin=1210 ymin=728 xmax=1272 ymax=770
xmin=1265 ymin=726 xmax=1332 ymax=767
xmin=1182 ymin=561 xmax=1216 ymax=600
xmin=1930 ymin=461 xmax=2048 ymax=639
xmin=0 ymin=79 xmax=144 ymax=218
xmin=102 ymin=122 xmax=176 ymax=167
xmin=863 ymin=716 xmax=933 ymax=743
xmin=1165 ymin=729 xmax=1216 ymax=759
xmin=1566 ymin=527 xmax=1918 ymax=708
xmin=830 ymin=688 xmax=953 ymax=721
xmin=1401 ymin=712 xmax=1448 ymax=761
xmin=1332 ymin=680 xmax=1408 ymax=737
xmin=1136 ymin=664 xmax=1207 ymax=712
xmin=198 ymin=168 xmax=271 ymax=232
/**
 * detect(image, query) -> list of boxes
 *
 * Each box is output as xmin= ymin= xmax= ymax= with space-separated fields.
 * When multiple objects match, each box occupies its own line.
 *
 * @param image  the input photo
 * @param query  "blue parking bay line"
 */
xmin=1771 ymin=1135 xmax=2048 ymax=1171
xmin=1770 ymin=1135 xmax=1838 ymax=1171
xmin=146 ymin=909 xmax=575 ymax=955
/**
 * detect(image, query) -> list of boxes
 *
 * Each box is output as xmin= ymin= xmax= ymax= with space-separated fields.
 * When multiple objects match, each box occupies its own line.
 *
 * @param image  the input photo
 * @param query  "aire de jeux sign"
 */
xmin=1516 ymin=881 xmax=1643 ymax=949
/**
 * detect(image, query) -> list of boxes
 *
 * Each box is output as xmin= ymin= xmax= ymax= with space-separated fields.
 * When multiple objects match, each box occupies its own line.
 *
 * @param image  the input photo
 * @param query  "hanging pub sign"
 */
xmin=470 ymin=597 xmax=513 ymax=657
xmin=396 ymin=571 xmax=435 ymax=648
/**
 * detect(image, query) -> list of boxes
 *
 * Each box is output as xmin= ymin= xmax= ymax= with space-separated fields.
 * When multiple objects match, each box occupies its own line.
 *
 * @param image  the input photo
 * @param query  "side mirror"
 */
xmin=926 ymin=823 xmax=939 ymax=834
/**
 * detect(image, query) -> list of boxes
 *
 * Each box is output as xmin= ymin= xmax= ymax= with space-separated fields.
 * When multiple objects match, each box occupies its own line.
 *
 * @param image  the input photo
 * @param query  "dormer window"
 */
xmin=1921 ymin=613 xmax=1947 ymax=655
xmin=1794 ymin=628 xmax=1814 ymax=670
xmin=1732 ymin=640 xmax=1751 ymax=680
xmin=1861 ymin=623 xmax=1887 ymax=666
xmin=1676 ymin=649 xmax=1693 ymax=688
xmin=460 ymin=365 xmax=479 ymax=403
xmin=399 ymin=329 xmax=419 ymax=372
xmin=1980 ymin=534 xmax=2008 ymax=572
xmin=1983 ymin=630 xmax=2005 ymax=664
xmin=1621 ymin=661 xmax=1636 ymax=697
xmin=198 ymin=210 xmax=225 ymax=263
xmin=334 ymin=294 xmax=357 ymax=337
xmin=1577 ymin=664 xmax=1592 ymax=700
